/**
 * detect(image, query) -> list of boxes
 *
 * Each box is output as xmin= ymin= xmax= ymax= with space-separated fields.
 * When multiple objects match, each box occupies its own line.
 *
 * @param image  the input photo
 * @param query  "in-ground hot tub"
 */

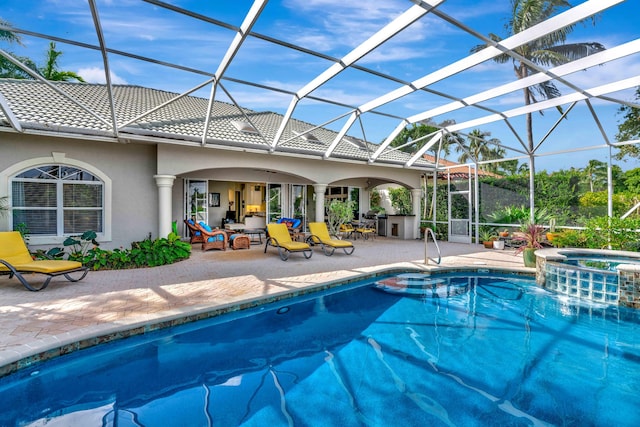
xmin=535 ymin=248 xmax=640 ymax=309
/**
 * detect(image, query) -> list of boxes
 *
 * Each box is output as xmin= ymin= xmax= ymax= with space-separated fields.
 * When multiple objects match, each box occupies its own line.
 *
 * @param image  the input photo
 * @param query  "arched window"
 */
xmin=11 ymin=165 xmax=104 ymax=236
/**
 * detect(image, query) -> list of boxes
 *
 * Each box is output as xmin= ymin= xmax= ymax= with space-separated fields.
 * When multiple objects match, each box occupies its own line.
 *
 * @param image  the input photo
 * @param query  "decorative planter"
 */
xmin=499 ymin=231 xmax=509 ymax=238
xmin=483 ymin=240 xmax=494 ymax=249
xmin=522 ymin=247 xmax=537 ymax=267
xmin=546 ymin=232 xmax=561 ymax=243
xmin=493 ymin=240 xmax=505 ymax=250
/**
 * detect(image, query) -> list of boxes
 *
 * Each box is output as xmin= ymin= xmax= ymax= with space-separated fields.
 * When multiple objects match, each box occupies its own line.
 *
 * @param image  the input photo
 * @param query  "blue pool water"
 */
xmin=564 ymin=255 xmax=640 ymax=271
xmin=0 ymin=272 xmax=639 ymax=426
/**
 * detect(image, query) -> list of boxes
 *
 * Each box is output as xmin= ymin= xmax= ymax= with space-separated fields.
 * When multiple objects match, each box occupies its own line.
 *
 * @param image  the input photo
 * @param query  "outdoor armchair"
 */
xmin=307 ymin=222 xmax=355 ymax=256
xmin=265 ymin=223 xmax=312 ymax=261
xmin=194 ymin=222 xmax=227 ymax=251
xmin=276 ymin=217 xmax=302 ymax=237
xmin=0 ymin=231 xmax=89 ymax=291
xmin=184 ymin=218 xmax=205 ymax=244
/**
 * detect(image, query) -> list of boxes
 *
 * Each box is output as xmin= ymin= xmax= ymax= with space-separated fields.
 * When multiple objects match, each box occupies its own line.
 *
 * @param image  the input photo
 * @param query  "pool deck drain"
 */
xmin=0 ymin=238 xmax=530 ymax=374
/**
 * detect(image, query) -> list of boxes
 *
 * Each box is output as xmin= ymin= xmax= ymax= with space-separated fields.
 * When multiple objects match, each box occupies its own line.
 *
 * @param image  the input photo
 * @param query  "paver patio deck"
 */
xmin=0 ymin=237 xmax=531 ymax=374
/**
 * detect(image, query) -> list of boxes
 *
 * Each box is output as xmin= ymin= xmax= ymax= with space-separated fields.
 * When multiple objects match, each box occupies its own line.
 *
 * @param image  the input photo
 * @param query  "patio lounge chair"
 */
xmin=184 ymin=218 xmax=204 ymax=244
xmin=194 ymin=222 xmax=227 ymax=251
xmin=307 ymin=222 xmax=355 ymax=256
xmin=0 ymin=231 xmax=89 ymax=291
xmin=339 ymin=223 xmax=355 ymax=239
xmin=265 ymin=223 xmax=312 ymax=261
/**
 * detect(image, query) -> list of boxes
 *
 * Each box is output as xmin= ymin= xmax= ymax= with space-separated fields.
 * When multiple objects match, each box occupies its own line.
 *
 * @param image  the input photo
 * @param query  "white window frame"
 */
xmin=0 ymin=153 xmax=112 ymax=245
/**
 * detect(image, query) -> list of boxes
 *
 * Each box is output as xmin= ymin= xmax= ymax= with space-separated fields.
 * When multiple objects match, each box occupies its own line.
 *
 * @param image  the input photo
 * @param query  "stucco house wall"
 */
xmin=1 ymin=133 xmax=158 ymax=248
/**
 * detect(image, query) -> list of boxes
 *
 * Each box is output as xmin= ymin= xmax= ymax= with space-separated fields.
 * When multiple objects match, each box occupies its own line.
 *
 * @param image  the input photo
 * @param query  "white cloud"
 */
xmin=78 ymin=67 xmax=128 ymax=85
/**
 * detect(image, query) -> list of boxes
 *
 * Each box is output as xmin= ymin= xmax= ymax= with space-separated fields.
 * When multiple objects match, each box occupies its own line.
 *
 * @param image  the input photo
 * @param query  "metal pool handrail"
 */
xmin=424 ymin=227 xmax=441 ymax=265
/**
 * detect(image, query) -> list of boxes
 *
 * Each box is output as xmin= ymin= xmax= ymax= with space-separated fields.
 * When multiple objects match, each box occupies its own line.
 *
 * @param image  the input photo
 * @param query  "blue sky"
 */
xmin=2 ymin=0 xmax=639 ymax=172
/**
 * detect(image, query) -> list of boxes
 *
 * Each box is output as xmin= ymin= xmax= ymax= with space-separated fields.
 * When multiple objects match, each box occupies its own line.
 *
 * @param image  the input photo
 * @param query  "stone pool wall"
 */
xmin=535 ymin=248 xmax=640 ymax=309
xmin=619 ymin=265 xmax=640 ymax=309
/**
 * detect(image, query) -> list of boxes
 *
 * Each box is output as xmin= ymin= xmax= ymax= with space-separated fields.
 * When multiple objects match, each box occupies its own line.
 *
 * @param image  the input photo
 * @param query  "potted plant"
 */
xmin=479 ymin=227 xmax=497 ymax=249
xmin=546 ymin=218 xmax=561 ymax=243
xmin=512 ymin=223 xmax=545 ymax=267
xmin=499 ymin=229 xmax=510 ymax=238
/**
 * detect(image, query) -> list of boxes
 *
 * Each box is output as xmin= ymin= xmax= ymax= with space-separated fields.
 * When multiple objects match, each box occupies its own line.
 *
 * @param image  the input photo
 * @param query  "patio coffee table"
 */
xmin=243 ymin=228 xmax=265 ymax=244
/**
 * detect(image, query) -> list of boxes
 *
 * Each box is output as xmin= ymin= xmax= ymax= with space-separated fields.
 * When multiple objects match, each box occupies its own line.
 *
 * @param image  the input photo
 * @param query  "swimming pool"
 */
xmin=0 ymin=271 xmax=638 ymax=426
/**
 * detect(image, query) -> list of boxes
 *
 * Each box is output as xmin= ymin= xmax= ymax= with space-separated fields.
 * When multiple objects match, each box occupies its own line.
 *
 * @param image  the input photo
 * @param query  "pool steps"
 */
xmin=374 ymin=273 xmax=466 ymax=298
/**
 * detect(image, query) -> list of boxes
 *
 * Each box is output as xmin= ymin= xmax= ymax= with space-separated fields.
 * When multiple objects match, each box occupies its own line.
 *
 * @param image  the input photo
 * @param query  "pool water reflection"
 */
xmin=0 ymin=272 xmax=638 ymax=426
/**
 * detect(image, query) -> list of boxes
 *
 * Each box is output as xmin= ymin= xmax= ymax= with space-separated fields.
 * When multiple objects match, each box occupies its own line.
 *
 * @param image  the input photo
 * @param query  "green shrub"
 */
xmin=552 ymin=217 xmax=640 ymax=251
xmin=388 ymin=187 xmax=412 ymax=215
xmin=327 ymin=199 xmax=356 ymax=236
xmin=31 ymin=231 xmax=191 ymax=270
xmin=552 ymin=229 xmax=589 ymax=248
xmin=583 ymin=217 xmax=640 ymax=251
xmin=129 ymin=233 xmax=191 ymax=267
xmin=487 ymin=205 xmax=552 ymax=225
xmin=65 ymin=230 xmax=99 ymax=263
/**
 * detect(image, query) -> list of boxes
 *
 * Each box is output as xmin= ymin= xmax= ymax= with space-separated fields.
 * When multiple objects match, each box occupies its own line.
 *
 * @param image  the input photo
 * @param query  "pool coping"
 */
xmin=0 ymin=264 xmax=533 ymax=378
xmin=535 ymin=247 xmax=640 ymax=262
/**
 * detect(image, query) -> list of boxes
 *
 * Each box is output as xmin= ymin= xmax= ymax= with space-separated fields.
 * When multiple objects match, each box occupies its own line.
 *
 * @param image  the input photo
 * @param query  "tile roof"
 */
xmin=422 ymin=154 xmax=501 ymax=178
xmin=0 ymin=79 xmax=435 ymax=170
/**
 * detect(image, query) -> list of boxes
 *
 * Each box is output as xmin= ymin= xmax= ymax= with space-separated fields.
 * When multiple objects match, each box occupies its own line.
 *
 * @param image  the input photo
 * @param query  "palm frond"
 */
xmin=547 ymin=42 xmax=606 ymax=61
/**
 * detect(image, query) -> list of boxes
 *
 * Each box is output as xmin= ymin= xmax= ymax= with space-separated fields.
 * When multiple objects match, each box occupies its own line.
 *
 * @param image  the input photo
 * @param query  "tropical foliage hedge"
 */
xmin=34 ymin=231 xmax=191 ymax=270
xmin=552 ymin=217 xmax=640 ymax=252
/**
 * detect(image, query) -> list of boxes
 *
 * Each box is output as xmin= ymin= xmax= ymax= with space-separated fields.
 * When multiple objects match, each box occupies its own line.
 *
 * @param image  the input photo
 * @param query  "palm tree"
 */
xmin=391 ymin=122 xmax=466 ymax=219
xmin=484 ymin=146 xmax=512 ymax=174
xmin=456 ymin=129 xmax=500 ymax=164
xmin=614 ymin=87 xmax=640 ymax=161
xmin=0 ymin=18 xmax=37 ymax=79
xmin=39 ymin=42 xmax=85 ymax=82
xmin=471 ymin=0 xmax=605 ymax=214
xmin=0 ymin=18 xmax=21 ymax=44
xmin=582 ymin=159 xmax=608 ymax=192
xmin=391 ymin=122 xmax=452 ymax=158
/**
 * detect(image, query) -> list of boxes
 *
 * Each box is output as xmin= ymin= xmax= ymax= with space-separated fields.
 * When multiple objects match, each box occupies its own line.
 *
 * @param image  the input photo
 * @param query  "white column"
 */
xmin=411 ymin=188 xmax=422 ymax=240
xmin=313 ymin=184 xmax=328 ymax=222
xmin=154 ymin=174 xmax=176 ymax=238
xmin=361 ymin=188 xmax=370 ymax=215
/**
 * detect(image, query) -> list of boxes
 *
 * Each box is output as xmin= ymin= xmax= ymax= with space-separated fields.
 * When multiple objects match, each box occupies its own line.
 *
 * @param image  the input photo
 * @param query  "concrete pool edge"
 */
xmin=0 ymin=264 xmax=534 ymax=378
